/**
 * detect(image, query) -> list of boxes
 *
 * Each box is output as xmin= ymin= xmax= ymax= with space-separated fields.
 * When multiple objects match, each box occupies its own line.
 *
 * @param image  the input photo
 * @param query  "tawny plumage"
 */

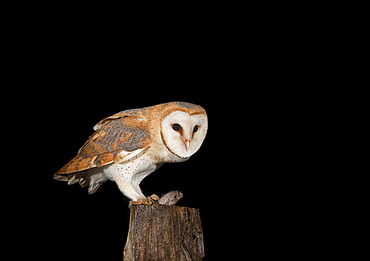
xmin=54 ymin=102 xmax=208 ymax=204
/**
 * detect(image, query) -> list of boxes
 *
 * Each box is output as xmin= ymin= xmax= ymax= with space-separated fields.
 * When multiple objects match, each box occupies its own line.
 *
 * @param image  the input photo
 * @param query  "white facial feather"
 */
xmin=161 ymin=111 xmax=208 ymax=159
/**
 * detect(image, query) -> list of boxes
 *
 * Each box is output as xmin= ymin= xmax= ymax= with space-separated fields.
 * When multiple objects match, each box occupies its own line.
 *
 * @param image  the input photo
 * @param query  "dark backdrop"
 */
xmin=11 ymin=21 xmax=307 ymax=259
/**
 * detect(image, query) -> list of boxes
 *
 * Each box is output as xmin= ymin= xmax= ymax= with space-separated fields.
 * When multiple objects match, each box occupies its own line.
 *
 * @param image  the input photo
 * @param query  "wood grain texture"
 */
xmin=124 ymin=201 xmax=205 ymax=260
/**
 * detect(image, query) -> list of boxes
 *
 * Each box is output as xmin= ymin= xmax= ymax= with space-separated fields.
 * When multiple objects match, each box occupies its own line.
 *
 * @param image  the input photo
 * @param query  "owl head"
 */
xmin=160 ymin=102 xmax=208 ymax=159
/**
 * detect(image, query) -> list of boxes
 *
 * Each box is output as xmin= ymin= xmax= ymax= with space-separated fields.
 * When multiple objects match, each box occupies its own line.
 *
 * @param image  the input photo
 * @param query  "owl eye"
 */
xmin=172 ymin=124 xmax=181 ymax=131
xmin=193 ymin=125 xmax=199 ymax=132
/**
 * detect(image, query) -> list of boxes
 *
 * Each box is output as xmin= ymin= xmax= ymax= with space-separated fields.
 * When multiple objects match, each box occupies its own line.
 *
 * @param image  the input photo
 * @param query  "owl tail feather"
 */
xmin=54 ymin=171 xmax=89 ymax=186
xmin=53 ymin=173 xmax=68 ymax=182
xmin=54 ymin=170 xmax=105 ymax=195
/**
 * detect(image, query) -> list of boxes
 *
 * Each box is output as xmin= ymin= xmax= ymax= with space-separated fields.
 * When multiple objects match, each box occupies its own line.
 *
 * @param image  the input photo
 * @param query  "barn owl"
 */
xmin=54 ymin=102 xmax=208 ymax=205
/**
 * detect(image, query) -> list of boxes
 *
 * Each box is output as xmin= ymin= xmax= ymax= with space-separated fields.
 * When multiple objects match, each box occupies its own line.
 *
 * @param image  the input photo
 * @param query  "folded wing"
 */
xmin=54 ymin=110 xmax=151 ymax=182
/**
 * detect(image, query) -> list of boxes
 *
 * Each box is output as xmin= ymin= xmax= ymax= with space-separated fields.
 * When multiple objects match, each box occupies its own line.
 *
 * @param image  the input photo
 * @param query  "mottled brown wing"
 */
xmin=54 ymin=111 xmax=151 ymax=178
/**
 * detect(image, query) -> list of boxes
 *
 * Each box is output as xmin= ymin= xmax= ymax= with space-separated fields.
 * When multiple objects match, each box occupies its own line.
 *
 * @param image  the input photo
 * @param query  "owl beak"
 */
xmin=181 ymin=136 xmax=191 ymax=151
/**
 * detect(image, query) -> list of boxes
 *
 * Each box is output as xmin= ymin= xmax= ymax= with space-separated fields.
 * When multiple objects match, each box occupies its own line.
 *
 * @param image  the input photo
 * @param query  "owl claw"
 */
xmin=149 ymin=194 xmax=159 ymax=201
xmin=129 ymin=194 xmax=159 ymax=206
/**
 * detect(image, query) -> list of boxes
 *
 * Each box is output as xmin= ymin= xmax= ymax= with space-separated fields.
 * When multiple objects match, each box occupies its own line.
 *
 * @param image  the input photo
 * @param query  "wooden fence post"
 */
xmin=123 ymin=199 xmax=205 ymax=260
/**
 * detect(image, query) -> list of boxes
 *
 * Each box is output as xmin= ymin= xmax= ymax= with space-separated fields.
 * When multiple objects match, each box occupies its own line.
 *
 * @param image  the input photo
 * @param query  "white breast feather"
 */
xmin=104 ymin=153 xmax=157 ymax=201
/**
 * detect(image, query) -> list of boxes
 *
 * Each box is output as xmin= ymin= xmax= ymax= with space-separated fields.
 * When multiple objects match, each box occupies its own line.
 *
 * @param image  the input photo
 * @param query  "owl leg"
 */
xmin=115 ymin=179 xmax=158 ymax=206
xmin=130 ymin=184 xmax=159 ymax=206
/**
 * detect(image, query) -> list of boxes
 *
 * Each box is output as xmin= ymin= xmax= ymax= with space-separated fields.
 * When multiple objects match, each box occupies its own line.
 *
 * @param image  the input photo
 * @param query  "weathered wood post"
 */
xmin=123 ymin=196 xmax=205 ymax=260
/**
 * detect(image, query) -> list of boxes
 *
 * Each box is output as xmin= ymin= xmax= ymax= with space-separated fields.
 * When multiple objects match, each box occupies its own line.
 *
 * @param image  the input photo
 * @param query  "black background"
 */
xmin=6 ymin=11 xmax=320 ymax=260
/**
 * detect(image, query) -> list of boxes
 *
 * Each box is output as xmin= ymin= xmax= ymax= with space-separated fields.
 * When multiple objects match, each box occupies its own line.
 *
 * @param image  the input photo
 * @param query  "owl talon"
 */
xmin=149 ymin=194 xmax=159 ymax=201
xmin=129 ymin=199 xmax=152 ymax=206
xmin=129 ymin=194 xmax=159 ymax=206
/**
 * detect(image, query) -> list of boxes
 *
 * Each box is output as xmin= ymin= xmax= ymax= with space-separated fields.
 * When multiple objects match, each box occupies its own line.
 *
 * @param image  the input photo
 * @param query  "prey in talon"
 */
xmin=53 ymin=102 xmax=208 ymax=205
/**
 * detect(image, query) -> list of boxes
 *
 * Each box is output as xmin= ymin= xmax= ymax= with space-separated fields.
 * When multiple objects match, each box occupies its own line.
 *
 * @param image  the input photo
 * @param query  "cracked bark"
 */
xmin=123 ymin=200 xmax=205 ymax=260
